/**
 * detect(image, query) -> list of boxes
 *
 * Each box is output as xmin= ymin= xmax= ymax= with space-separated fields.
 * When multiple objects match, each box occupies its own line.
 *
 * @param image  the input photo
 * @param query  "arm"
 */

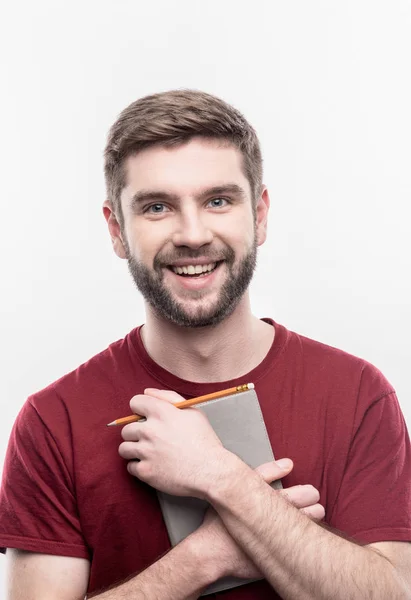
xmin=6 ymin=536 xmax=217 ymax=600
xmin=121 ymin=389 xmax=411 ymax=600
xmin=207 ymin=453 xmax=411 ymax=600
xmin=6 ymin=550 xmax=90 ymax=600
xmin=92 ymin=463 xmax=326 ymax=598
xmin=6 ymin=464 xmax=324 ymax=600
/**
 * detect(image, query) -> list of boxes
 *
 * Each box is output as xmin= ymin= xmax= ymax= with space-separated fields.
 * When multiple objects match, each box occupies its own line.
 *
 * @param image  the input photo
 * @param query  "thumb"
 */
xmin=255 ymin=458 xmax=293 ymax=483
xmin=144 ymin=388 xmax=185 ymax=406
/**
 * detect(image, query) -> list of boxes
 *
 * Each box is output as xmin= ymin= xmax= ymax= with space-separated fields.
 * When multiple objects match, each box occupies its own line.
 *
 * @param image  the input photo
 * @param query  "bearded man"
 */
xmin=1 ymin=90 xmax=410 ymax=599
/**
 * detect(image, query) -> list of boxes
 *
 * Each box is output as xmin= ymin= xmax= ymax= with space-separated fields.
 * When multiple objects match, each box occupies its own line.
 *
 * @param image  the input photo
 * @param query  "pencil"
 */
xmin=106 ymin=382 xmax=254 ymax=427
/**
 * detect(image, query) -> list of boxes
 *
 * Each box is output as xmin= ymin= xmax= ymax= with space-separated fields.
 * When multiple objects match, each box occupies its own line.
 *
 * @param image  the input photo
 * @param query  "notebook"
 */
xmin=157 ymin=386 xmax=281 ymax=595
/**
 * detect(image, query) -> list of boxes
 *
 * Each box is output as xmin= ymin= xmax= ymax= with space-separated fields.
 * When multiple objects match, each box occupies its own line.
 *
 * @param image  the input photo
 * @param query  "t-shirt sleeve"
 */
xmin=0 ymin=399 xmax=89 ymax=558
xmin=329 ymin=386 xmax=411 ymax=545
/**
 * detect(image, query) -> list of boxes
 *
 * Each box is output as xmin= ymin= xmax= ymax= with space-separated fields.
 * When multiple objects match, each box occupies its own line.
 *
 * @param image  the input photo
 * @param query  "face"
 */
xmin=104 ymin=138 xmax=269 ymax=328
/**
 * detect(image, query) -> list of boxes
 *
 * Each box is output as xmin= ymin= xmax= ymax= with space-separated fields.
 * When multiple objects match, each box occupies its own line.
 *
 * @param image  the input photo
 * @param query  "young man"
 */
xmin=1 ymin=90 xmax=411 ymax=599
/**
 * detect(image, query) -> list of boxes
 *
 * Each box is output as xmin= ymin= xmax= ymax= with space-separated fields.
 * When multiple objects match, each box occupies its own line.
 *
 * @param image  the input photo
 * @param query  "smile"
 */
xmin=168 ymin=262 xmax=221 ymax=277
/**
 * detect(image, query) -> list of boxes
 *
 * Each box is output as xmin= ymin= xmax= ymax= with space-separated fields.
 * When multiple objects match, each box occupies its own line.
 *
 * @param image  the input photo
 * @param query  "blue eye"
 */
xmin=208 ymin=198 xmax=228 ymax=208
xmin=146 ymin=203 xmax=167 ymax=214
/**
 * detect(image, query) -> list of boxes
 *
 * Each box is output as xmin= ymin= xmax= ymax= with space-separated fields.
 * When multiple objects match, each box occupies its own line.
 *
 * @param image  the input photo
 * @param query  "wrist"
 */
xmin=191 ymin=447 xmax=238 ymax=500
xmin=202 ymin=451 xmax=252 ymax=504
xmin=183 ymin=528 xmax=224 ymax=584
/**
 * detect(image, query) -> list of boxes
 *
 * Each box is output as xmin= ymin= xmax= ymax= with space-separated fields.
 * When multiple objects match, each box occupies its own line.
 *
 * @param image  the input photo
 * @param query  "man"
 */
xmin=1 ymin=90 xmax=410 ymax=599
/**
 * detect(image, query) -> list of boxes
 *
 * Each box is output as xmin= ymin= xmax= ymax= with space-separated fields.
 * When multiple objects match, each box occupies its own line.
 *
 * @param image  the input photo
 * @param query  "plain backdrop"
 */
xmin=1 ymin=0 xmax=410 ymax=590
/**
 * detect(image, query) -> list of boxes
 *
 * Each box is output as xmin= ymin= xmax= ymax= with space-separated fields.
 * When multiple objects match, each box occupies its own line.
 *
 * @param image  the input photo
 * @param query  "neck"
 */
xmin=140 ymin=294 xmax=274 ymax=383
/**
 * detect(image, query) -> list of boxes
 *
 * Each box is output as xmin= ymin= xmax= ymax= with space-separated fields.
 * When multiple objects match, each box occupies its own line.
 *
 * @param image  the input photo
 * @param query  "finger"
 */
xmin=144 ymin=388 xmax=185 ymax=405
xmin=130 ymin=393 xmax=176 ymax=418
xmin=127 ymin=459 xmax=145 ymax=479
xmin=255 ymin=458 xmax=293 ymax=482
xmin=118 ymin=441 xmax=141 ymax=460
xmin=301 ymin=503 xmax=325 ymax=521
xmin=121 ymin=422 xmax=146 ymax=441
xmin=281 ymin=484 xmax=320 ymax=508
xmin=127 ymin=457 xmax=153 ymax=483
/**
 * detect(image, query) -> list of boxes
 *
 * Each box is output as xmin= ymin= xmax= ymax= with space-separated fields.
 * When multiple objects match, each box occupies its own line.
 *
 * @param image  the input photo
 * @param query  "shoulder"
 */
xmin=284 ymin=324 xmax=395 ymax=397
xmin=27 ymin=327 xmax=141 ymax=421
xmin=270 ymin=323 xmax=396 ymax=425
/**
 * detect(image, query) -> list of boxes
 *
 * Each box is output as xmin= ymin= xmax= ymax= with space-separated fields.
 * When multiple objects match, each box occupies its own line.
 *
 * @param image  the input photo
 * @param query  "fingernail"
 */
xmin=275 ymin=458 xmax=293 ymax=471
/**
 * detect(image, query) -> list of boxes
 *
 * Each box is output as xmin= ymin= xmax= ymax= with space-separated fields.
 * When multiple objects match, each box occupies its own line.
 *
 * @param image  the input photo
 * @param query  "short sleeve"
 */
xmin=0 ymin=399 xmax=89 ymax=558
xmin=329 ymin=391 xmax=411 ymax=544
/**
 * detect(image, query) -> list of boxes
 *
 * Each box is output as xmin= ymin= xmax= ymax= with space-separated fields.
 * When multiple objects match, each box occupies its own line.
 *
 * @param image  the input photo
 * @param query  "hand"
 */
xmin=257 ymin=460 xmax=325 ymax=521
xmin=194 ymin=460 xmax=325 ymax=581
xmin=118 ymin=389 xmax=231 ymax=497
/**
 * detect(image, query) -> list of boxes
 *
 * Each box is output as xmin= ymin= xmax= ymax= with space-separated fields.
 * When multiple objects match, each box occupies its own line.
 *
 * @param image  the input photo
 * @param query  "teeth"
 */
xmin=172 ymin=262 xmax=216 ymax=275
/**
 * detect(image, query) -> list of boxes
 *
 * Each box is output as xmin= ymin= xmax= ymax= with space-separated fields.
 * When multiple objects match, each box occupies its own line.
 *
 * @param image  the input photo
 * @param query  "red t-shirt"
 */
xmin=1 ymin=320 xmax=410 ymax=598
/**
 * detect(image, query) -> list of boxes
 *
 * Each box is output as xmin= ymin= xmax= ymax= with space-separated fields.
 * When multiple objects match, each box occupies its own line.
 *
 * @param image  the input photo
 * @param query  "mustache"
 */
xmin=154 ymin=247 xmax=235 ymax=268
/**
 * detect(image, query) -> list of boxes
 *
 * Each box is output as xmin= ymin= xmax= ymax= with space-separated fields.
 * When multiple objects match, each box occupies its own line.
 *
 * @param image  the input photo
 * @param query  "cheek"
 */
xmin=125 ymin=224 xmax=166 ymax=262
xmin=217 ymin=220 xmax=255 ymax=253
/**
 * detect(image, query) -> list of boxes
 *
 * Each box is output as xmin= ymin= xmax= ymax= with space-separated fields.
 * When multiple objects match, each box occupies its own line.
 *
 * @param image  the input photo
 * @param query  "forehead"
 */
xmin=122 ymin=137 xmax=251 ymax=199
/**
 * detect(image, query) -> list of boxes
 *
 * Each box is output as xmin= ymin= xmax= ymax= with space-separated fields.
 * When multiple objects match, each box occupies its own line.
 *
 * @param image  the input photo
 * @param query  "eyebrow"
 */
xmin=129 ymin=184 xmax=247 ymax=208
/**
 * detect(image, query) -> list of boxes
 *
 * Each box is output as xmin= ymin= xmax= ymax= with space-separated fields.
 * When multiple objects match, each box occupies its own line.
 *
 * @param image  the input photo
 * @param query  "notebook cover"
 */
xmin=157 ymin=388 xmax=281 ymax=596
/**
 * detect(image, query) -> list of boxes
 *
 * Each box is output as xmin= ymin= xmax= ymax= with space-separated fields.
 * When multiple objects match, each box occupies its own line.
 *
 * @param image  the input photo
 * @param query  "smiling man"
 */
xmin=118 ymin=143 xmax=259 ymax=330
xmin=1 ymin=90 xmax=411 ymax=600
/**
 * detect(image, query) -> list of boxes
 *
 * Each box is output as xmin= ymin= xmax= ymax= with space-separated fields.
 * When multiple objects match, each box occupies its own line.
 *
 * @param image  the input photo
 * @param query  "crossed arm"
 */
xmin=118 ymin=389 xmax=411 ymax=600
xmin=7 ymin=388 xmax=411 ymax=599
xmin=207 ymin=454 xmax=411 ymax=599
xmin=6 ymin=466 xmax=325 ymax=600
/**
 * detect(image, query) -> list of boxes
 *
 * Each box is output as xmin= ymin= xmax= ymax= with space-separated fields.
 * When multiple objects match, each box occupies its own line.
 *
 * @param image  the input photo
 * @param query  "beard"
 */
xmin=125 ymin=241 xmax=257 ymax=328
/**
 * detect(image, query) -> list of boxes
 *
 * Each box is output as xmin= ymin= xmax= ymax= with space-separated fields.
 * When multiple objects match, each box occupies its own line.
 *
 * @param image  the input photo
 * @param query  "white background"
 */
xmin=1 ymin=0 xmax=410 ymax=590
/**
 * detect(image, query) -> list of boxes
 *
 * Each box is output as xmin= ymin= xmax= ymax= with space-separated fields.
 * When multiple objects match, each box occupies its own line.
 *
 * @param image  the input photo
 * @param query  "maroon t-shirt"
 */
xmin=1 ymin=320 xmax=410 ymax=598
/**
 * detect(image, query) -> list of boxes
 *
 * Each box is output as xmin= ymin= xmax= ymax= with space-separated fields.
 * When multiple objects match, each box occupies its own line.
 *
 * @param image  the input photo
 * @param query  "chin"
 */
xmin=164 ymin=299 xmax=239 ymax=329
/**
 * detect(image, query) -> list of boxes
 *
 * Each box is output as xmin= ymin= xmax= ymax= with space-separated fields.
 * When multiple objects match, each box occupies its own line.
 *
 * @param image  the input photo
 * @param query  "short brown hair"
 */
xmin=103 ymin=89 xmax=263 ymax=220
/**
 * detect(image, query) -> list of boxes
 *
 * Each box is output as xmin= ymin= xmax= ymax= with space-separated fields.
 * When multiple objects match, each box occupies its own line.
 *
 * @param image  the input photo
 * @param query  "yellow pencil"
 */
xmin=106 ymin=382 xmax=254 ymax=427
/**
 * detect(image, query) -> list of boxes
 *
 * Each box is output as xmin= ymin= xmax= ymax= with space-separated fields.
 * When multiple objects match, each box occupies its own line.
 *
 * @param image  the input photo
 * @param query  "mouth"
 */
xmin=167 ymin=261 xmax=223 ymax=278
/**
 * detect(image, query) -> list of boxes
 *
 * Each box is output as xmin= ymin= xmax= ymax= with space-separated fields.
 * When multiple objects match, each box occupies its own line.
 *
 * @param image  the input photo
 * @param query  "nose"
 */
xmin=172 ymin=208 xmax=213 ymax=249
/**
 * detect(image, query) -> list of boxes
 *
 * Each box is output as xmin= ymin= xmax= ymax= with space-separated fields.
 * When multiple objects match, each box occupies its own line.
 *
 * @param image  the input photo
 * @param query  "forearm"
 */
xmin=90 ymin=534 xmax=218 ymax=600
xmin=208 ymin=456 xmax=408 ymax=600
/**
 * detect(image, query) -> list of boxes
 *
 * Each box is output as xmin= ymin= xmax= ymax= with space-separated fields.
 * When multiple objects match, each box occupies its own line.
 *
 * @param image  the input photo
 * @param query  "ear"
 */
xmin=255 ymin=186 xmax=270 ymax=246
xmin=102 ymin=201 xmax=127 ymax=259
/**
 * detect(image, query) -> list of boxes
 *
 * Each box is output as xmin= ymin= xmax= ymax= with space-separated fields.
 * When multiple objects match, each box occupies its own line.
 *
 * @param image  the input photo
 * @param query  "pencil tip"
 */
xmin=106 ymin=421 xmax=116 ymax=427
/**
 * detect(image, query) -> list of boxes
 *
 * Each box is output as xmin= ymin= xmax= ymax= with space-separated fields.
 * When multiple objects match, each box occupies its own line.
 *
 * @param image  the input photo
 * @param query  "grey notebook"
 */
xmin=157 ymin=387 xmax=281 ymax=596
